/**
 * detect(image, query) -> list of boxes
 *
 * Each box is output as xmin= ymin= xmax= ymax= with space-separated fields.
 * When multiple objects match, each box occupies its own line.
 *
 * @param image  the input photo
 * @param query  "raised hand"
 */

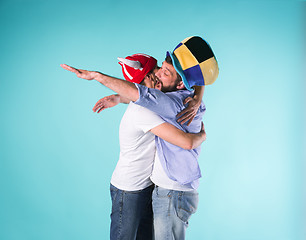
xmin=93 ymin=94 xmax=121 ymax=113
xmin=60 ymin=64 xmax=97 ymax=80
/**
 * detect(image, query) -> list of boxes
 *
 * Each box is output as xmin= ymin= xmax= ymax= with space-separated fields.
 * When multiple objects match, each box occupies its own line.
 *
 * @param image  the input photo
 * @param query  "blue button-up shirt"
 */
xmin=134 ymin=84 xmax=206 ymax=187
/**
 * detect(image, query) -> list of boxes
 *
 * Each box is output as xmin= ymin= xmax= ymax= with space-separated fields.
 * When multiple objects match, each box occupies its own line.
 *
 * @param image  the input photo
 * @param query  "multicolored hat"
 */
xmin=118 ymin=53 xmax=157 ymax=84
xmin=167 ymin=36 xmax=219 ymax=91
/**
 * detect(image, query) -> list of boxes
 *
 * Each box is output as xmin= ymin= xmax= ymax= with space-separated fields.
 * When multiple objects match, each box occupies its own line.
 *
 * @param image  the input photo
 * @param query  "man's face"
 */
xmin=143 ymin=67 xmax=159 ymax=89
xmin=154 ymin=61 xmax=179 ymax=92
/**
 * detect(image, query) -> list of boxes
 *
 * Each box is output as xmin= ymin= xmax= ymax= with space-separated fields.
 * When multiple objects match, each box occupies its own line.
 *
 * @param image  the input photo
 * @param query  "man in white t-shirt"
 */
xmin=62 ymin=54 xmax=206 ymax=240
xmin=109 ymin=98 xmax=164 ymax=240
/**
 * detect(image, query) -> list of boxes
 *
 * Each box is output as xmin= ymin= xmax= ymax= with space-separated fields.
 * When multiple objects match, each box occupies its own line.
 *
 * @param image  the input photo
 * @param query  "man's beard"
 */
xmin=154 ymin=76 xmax=178 ymax=93
xmin=161 ymin=85 xmax=178 ymax=93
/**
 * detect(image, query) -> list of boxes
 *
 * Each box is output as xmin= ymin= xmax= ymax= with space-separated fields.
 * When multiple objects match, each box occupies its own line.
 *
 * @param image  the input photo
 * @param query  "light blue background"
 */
xmin=0 ymin=0 xmax=304 ymax=239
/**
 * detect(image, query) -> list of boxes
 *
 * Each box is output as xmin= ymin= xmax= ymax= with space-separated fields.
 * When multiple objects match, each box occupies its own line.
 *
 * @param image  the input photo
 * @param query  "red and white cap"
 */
xmin=118 ymin=53 xmax=157 ymax=84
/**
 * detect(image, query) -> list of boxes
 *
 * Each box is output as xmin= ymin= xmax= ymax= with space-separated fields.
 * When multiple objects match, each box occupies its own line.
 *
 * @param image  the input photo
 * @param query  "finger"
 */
xmin=177 ymin=106 xmax=195 ymax=118
xmin=186 ymin=115 xmax=195 ymax=126
xmin=203 ymin=123 xmax=206 ymax=133
xmin=177 ymin=111 xmax=194 ymax=123
xmin=93 ymin=106 xmax=99 ymax=112
xmin=60 ymin=64 xmax=70 ymax=69
xmin=183 ymin=97 xmax=193 ymax=105
xmin=181 ymin=116 xmax=194 ymax=126
xmin=61 ymin=64 xmax=80 ymax=74
xmin=66 ymin=65 xmax=82 ymax=74
xmin=96 ymin=102 xmax=105 ymax=111
xmin=177 ymin=113 xmax=192 ymax=123
xmin=178 ymin=108 xmax=195 ymax=121
xmin=93 ymin=105 xmax=99 ymax=112
xmin=61 ymin=64 xmax=75 ymax=71
xmin=180 ymin=112 xmax=196 ymax=125
xmin=201 ymin=122 xmax=207 ymax=140
xmin=93 ymin=101 xmax=102 ymax=112
xmin=97 ymin=106 xmax=106 ymax=113
xmin=176 ymin=108 xmax=188 ymax=118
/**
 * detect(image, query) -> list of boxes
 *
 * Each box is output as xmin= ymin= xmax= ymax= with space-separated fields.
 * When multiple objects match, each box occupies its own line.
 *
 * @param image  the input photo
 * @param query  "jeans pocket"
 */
xmin=155 ymin=186 xmax=172 ymax=198
xmin=110 ymin=184 xmax=119 ymax=202
xmin=176 ymin=193 xmax=199 ymax=224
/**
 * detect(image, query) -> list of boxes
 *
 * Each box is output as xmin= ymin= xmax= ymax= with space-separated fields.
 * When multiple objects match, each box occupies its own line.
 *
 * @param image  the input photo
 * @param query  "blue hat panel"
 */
xmin=183 ymin=65 xmax=205 ymax=87
xmin=173 ymin=42 xmax=183 ymax=52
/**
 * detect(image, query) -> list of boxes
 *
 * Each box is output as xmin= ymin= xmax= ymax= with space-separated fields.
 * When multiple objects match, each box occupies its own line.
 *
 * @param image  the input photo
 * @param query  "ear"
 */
xmin=176 ymin=80 xmax=185 ymax=90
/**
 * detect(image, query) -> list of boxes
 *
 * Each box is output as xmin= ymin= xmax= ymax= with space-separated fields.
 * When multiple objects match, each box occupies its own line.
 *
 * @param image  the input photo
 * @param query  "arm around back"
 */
xmin=150 ymin=122 xmax=206 ymax=150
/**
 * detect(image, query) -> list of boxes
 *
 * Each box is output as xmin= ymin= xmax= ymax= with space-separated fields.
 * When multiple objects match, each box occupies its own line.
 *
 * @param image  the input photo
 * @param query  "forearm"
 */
xmin=171 ymin=131 xmax=205 ymax=150
xmin=150 ymin=122 xmax=206 ymax=150
xmin=185 ymin=131 xmax=206 ymax=149
xmin=193 ymin=85 xmax=205 ymax=103
xmin=176 ymin=86 xmax=205 ymax=125
xmin=61 ymin=64 xmax=139 ymax=101
xmin=93 ymin=72 xmax=139 ymax=101
xmin=115 ymin=94 xmax=131 ymax=104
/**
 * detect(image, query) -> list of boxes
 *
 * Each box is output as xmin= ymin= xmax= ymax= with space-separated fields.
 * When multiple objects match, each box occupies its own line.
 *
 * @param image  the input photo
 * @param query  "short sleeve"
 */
xmin=134 ymin=84 xmax=183 ymax=119
xmin=132 ymin=103 xmax=165 ymax=133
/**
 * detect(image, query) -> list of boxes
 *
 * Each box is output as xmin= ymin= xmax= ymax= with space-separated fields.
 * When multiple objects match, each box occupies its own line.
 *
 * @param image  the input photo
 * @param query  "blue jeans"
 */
xmin=110 ymin=184 xmax=154 ymax=240
xmin=152 ymin=186 xmax=199 ymax=240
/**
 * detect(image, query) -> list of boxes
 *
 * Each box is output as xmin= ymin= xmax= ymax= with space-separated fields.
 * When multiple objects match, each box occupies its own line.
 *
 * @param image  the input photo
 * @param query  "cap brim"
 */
xmin=166 ymin=51 xmax=192 ymax=91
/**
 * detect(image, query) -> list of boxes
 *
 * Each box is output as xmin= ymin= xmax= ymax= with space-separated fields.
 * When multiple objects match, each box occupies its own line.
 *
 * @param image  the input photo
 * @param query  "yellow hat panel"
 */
xmin=174 ymin=44 xmax=198 ymax=71
xmin=181 ymin=36 xmax=193 ymax=44
xmin=199 ymin=57 xmax=219 ymax=85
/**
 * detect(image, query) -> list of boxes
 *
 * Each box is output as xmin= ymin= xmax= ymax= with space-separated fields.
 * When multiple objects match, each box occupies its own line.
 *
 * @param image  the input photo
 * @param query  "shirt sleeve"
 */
xmin=133 ymin=103 xmax=165 ymax=133
xmin=133 ymin=84 xmax=184 ymax=120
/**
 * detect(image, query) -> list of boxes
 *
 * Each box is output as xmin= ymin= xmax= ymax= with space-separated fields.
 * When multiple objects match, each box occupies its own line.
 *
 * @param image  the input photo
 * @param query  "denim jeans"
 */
xmin=152 ymin=186 xmax=199 ymax=240
xmin=110 ymin=184 xmax=154 ymax=240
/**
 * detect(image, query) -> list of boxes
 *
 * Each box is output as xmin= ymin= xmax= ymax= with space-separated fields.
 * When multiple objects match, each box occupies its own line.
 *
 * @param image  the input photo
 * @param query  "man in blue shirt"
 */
xmin=61 ymin=36 xmax=218 ymax=239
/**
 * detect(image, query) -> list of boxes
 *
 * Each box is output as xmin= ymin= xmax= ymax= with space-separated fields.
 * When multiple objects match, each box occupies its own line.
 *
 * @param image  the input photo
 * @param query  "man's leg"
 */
xmin=135 ymin=185 xmax=154 ymax=239
xmin=152 ymin=186 xmax=198 ymax=240
xmin=110 ymin=184 xmax=154 ymax=240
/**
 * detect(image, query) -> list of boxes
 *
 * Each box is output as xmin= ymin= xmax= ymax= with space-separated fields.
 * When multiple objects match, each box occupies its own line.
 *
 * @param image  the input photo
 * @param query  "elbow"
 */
xmin=183 ymin=141 xmax=194 ymax=150
xmin=130 ymin=91 xmax=139 ymax=102
xmin=133 ymin=91 xmax=140 ymax=102
xmin=184 ymin=145 xmax=193 ymax=150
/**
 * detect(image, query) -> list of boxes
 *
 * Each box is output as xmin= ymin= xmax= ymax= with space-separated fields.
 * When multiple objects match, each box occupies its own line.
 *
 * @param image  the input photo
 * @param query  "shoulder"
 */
xmin=166 ymin=90 xmax=193 ymax=98
xmin=130 ymin=102 xmax=161 ymax=118
xmin=164 ymin=90 xmax=194 ymax=103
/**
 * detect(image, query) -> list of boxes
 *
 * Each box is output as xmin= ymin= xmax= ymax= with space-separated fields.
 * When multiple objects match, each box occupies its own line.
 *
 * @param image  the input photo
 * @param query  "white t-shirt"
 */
xmin=111 ymin=102 xmax=165 ymax=191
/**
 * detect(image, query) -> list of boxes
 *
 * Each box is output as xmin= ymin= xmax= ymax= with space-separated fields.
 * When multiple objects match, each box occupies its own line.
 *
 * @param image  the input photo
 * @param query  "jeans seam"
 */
xmin=117 ymin=191 xmax=123 ymax=240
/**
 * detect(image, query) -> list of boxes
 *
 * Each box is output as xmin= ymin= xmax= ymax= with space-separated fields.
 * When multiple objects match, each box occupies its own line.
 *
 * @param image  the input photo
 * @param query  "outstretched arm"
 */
xmin=150 ymin=122 xmax=206 ymax=150
xmin=176 ymin=86 xmax=205 ymax=126
xmin=61 ymin=64 xmax=139 ymax=101
xmin=93 ymin=94 xmax=130 ymax=113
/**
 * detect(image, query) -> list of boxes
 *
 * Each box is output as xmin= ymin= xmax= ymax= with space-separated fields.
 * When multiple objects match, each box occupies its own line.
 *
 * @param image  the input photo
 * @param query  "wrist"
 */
xmin=193 ymin=86 xmax=204 ymax=101
xmin=193 ymin=95 xmax=201 ymax=101
xmin=94 ymin=71 xmax=104 ymax=82
xmin=193 ymin=96 xmax=202 ymax=105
